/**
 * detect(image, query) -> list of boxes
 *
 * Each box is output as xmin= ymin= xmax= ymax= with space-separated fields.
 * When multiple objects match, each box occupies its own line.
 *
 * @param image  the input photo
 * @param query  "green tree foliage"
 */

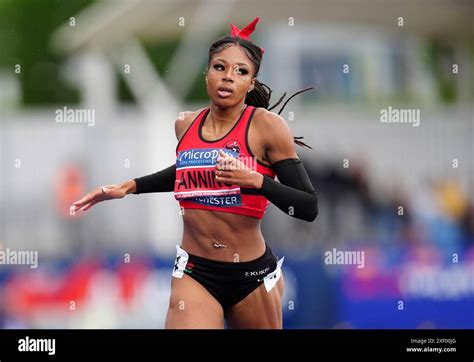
xmin=0 ymin=0 xmax=93 ymax=105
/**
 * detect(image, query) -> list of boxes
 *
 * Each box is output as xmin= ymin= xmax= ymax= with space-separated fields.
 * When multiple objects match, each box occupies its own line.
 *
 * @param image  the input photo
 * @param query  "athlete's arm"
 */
xmin=255 ymin=111 xmax=318 ymax=222
xmin=71 ymin=113 xmax=197 ymax=210
xmin=132 ymin=164 xmax=176 ymax=194
xmin=132 ymin=111 xmax=201 ymax=195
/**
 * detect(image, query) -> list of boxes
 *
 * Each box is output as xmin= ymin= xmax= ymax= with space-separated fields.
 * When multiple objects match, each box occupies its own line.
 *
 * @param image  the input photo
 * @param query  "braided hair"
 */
xmin=207 ymin=35 xmax=314 ymax=149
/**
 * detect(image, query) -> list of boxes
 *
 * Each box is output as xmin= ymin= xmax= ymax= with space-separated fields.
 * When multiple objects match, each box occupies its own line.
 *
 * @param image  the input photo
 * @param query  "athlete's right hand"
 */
xmin=70 ymin=184 xmax=127 ymax=213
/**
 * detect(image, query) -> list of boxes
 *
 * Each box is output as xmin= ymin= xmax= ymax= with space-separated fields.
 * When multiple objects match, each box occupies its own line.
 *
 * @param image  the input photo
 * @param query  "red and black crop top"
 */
xmin=174 ymin=105 xmax=275 ymax=219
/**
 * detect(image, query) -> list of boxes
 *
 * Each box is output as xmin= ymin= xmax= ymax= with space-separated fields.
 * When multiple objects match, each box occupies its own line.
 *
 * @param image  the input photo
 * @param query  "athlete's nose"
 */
xmin=222 ymin=67 xmax=234 ymax=82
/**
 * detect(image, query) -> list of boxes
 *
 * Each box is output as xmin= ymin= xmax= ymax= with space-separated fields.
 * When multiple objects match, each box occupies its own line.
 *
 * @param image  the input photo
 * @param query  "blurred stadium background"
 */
xmin=0 ymin=0 xmax=473 ymax=328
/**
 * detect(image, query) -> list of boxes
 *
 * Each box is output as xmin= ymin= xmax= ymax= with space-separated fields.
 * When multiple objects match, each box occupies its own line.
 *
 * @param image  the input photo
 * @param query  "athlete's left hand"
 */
xmin=215 ymin=150 xmax=264 ymax=188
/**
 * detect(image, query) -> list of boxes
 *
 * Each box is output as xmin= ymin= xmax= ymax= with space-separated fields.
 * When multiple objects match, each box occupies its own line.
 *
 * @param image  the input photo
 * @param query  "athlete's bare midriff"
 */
xmin=177 ymin=107 xmax=270 ymax=262
xmin=181 ymin=209 xmax=266 ymax=262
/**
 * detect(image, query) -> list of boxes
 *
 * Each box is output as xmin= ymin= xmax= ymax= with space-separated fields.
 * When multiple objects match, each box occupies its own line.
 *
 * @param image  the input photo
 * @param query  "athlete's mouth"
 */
xmin=217 ymin=86 xmax=233 ymax=98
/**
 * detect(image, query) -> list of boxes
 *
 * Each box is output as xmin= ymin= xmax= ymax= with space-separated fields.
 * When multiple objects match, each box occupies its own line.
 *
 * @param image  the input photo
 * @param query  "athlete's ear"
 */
xmin=250 ymin=77 xmax=256 ymax=92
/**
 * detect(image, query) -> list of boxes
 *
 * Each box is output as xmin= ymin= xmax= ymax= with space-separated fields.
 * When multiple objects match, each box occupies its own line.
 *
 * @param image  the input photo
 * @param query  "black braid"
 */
xmin=208 ymin=35 xmax=314 ymax=149
xmin=245 ymin=80 xmax=270 ymax=109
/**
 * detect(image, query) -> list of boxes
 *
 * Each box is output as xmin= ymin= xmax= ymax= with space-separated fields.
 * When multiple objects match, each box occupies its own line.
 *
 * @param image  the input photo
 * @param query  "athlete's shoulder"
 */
xmin=252 ymin=107 xmax=292 ymax=136
xmin=175 ymin=108 xmax=206 ymax=141
xmin=251 ymin=107 xmax=297 ymax=158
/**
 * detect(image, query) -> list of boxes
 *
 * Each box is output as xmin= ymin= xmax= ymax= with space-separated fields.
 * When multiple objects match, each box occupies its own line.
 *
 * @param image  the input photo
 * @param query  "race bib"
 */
xmin=174 ymin=148 xmax=241 ymax=202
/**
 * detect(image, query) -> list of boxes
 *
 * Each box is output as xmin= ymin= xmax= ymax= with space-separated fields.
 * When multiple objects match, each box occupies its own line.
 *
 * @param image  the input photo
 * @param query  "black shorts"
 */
xmin=172 ymin=243 xmax=284 ymax=312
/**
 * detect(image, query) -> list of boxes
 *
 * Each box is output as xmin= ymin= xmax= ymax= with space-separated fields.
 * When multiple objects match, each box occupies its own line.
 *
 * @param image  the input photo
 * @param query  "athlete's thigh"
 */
xmin=225 ymin=274 xmax=285 ymax=329
xmin=165 ymin=274 xmax=225 ymax=329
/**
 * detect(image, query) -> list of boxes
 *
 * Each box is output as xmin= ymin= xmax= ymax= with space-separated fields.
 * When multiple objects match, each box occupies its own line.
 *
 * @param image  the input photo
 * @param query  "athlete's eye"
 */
xmin=213 ymin=64 xmax=224 ymax=71
xmin=237 ymin=68 xmax=249 ymax=75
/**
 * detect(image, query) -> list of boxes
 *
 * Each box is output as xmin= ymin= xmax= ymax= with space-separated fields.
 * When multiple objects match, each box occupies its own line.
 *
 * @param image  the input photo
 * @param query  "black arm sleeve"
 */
xmin=259 ymin=158 xmax=318 ymax=222
xmin=133 ymin=164 xmax=176 ymax=194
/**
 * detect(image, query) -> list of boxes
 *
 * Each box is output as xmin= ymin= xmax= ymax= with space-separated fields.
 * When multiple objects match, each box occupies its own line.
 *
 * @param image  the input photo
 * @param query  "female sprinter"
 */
xmin=71 ymin=17 xmax=318 ymax=329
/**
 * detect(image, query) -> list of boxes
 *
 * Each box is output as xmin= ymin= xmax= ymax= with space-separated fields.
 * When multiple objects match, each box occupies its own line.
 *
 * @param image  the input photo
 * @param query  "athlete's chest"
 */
xmin=177 ymin=106 xmax=269 ymax=167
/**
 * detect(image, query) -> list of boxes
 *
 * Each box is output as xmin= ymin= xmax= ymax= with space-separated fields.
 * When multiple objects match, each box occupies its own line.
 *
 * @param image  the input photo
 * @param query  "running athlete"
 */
xmin=71 ymin=17 xmax=318 ymax=329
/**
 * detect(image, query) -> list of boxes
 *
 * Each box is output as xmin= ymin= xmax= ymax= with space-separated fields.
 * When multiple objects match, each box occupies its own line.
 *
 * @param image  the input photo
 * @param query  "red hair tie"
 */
xmin=230 ymin=16 xmax=265 ymax=56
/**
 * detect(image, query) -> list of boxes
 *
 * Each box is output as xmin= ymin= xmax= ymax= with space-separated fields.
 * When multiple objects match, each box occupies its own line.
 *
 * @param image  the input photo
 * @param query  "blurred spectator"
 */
xmin=54 ymin=162 xmax=87 ymax=255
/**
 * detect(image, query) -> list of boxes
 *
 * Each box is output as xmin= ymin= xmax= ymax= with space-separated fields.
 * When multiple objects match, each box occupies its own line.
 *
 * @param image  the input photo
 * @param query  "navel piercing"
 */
xmin=212 ymin=238 xmax=228 ymax=249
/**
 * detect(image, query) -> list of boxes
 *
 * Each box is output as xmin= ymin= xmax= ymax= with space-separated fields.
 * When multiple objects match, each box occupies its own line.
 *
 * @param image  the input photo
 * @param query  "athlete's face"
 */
xmin=206 ymin=45 xmax=256 ymax=107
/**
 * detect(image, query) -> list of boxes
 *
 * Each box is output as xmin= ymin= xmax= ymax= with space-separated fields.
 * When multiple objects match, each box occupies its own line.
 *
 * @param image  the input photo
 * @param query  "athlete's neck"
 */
xmin=208 ymin=102 xmax=246 ymax=127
